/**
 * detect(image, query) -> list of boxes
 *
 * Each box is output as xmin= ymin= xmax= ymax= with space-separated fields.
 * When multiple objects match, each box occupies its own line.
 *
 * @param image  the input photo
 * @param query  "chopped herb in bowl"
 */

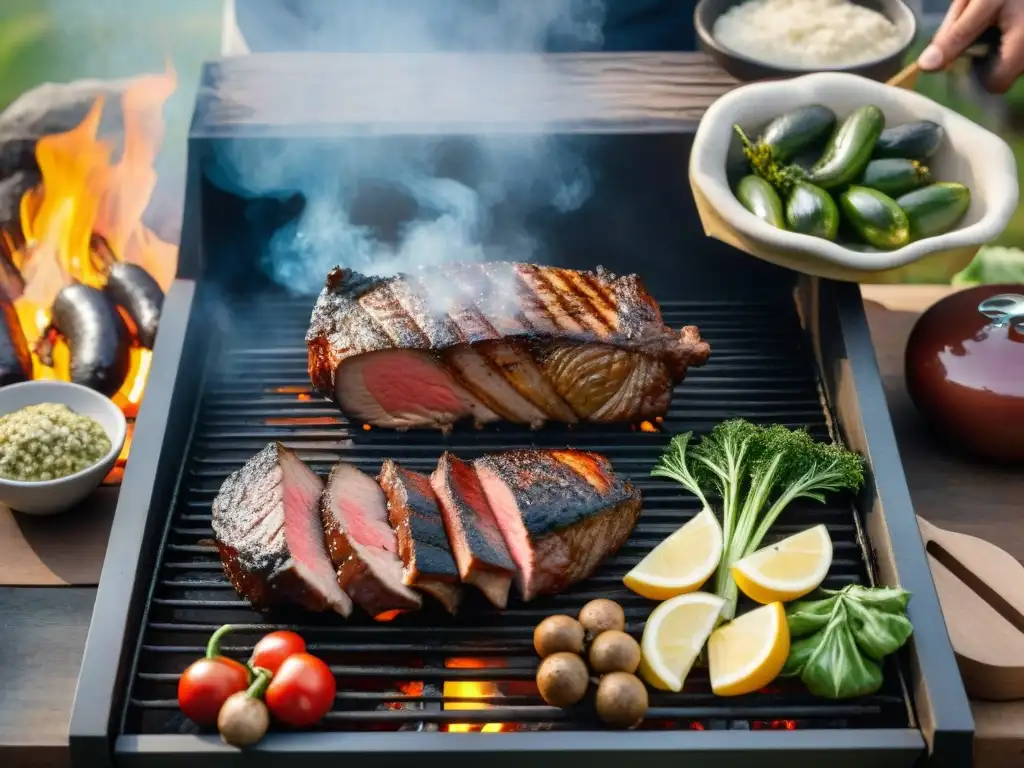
xmin=0 ymin=402 xmax=112 ymax=482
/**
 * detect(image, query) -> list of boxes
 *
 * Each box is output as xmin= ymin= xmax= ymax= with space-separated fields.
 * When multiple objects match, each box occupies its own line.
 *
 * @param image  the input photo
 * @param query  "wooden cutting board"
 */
xmin=918 ymin=516 xmax=1024 ymax=701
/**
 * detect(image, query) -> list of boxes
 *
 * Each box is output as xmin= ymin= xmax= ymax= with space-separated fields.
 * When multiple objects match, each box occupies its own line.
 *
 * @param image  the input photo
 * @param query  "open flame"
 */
xmin=6 ymin=65 xmax=178 ymax=477
xmin=443 ymin=657 xmax=505 ymax=733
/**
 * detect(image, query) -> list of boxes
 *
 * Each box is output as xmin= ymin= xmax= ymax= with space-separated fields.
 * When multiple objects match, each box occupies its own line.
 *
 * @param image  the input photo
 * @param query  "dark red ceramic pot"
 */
xmin=905 ymin=284 xmax=1024 ymax=464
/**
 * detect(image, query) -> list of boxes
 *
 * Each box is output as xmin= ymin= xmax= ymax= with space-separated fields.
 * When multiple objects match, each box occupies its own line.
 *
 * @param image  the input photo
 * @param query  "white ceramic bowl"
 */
xmin=0 ymin=381 xmax=127 ymax=516
xmin=690 ymin=72 xmax=1020 ymax=281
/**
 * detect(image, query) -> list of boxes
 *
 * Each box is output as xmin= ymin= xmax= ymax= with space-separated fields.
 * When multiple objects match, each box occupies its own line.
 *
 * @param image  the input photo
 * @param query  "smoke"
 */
xmin=205 ymin=0 xmax=605 ymax=294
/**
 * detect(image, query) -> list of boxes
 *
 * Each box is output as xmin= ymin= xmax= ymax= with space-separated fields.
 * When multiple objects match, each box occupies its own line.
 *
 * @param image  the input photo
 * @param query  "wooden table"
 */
xmin=1 ymin=284 xmax=1020 ymax=768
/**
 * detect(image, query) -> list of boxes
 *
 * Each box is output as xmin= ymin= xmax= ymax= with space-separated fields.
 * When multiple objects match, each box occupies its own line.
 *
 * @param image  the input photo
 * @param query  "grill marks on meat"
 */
xmin=320 ymin=463 xmax=422 ymax=618
xmin=212 ymin=442 xmax=352 ymax=616
xmin=431 ymin=452 xmax=516 ymax=609
xmin=475 ymin=449 xmax=642 ymax=601
xmin=306 ymin=262 xmax=711 ymax=430
xmin=213 ymin=443 xmax=643 ymax=617
xmin=378 ymin=460 xmax=462 ymax=614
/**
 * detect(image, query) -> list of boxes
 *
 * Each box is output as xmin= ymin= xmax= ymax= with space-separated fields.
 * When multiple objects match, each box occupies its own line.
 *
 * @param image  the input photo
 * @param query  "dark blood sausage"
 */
xmin=378 ymin=459 xmax=463 ymax=614
xmin=431 ymin=451 xmax=516 ymax=609
xmin=104 ymin=263 xmax=164 ymax=348
xmin=39 ymin=284 xmax=131 ymax=397
xmin=319 ymin=462 xmax=422 ymax=618
xmin=475 ymin=448 xmax=642 ymax=601
xmin=0 ymin=298 xmax=31 ymax=386
xmin=212 ymin=442 xmax=352 ymax=616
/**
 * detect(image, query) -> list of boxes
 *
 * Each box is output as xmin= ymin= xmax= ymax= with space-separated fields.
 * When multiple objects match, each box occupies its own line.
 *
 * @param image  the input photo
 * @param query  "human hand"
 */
xmin=918 ymin=0 xmax=1024 ymax=92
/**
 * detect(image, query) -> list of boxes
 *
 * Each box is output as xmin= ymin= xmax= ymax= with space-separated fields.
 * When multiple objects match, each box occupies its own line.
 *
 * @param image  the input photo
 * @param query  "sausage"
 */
xmin=45 ymin=284 xmax=131 ymax=397
xmin=104 ymin=263 xmax=164 ymax=348
xmin=0 ymin=299 xmax=31 ymax=386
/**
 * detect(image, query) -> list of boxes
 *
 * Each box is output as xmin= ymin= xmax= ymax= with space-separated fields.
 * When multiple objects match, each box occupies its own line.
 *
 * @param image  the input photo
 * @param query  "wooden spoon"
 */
xmin=918 ymin=516 xmax=1024 ymax=701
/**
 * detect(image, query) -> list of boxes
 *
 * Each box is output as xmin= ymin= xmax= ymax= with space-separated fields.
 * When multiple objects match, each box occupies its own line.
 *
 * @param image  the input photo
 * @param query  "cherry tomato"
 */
xmin=178 ymin=657 xmax=250 ymax=726
xmin=265 ymin=653 xmax=336 ymax=727
xmin=177 ymin=624 xmax=250 ymax=727
xmin=250 ymin=631 xmax=306 ymax=675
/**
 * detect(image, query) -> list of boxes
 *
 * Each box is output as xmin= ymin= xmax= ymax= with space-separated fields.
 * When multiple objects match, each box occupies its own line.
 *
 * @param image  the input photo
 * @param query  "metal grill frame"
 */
xmin=70 ymin=51 xmax=971 ymax=768
xmin=68 ymin=274 xmax=972 ymax=768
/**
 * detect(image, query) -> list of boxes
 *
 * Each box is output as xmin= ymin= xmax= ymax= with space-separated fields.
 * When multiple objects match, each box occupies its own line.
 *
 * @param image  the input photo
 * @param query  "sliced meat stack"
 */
xmin=212 ymin=444 xmax=642 ymax=617
xmin=211 ymin=442 xmax=352 ymax=616
xmin=306 ymin=262 xmax=712 ymax=430
xmin=431 ymin=452 xmax=517 ymax=609
xmin=475 ymin=449 xmax=642 ymax=601
xmin=320 ymin=462 xmax=422 ymax=618
xmin=378 ymin=460 xmax=463 ymax=614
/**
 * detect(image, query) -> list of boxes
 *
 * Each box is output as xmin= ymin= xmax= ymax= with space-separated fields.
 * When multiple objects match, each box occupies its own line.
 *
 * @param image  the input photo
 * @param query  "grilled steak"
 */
xmin=431 ymin=452 xmax=516 ymax=608
xmin=378 ymin=460 xmax=463 ymax=614
xmin=475 ymin=448 xmax=642 ymax=601
xmin=321 ymin=462 xmax=422 ymax=618
xmin=306 ymin=262 xmax=711 ymax=430
xmin=212 ymin=442 xmax=351 ymax=616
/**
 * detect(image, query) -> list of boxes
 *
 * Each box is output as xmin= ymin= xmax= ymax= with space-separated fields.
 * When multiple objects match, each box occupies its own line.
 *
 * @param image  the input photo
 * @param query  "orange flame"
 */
xmin=443 ymin=658 xmax=505 ymax=733
xmin=10 ymin=65 xmax=178 ymax=467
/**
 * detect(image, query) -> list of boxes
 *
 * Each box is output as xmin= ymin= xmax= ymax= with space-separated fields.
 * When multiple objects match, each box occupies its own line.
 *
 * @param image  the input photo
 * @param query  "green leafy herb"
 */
xmin=651 ymin=419 xmax=864 ymax=618
xmin=783 ymin=585 xmax=913 ymax=699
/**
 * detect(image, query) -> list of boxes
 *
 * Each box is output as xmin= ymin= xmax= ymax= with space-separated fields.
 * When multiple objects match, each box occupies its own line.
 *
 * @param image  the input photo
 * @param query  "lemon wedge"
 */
xmin=637 ymin=591 xmax=725 ymax=692
xmin=731 ymin=524 xmax=833 ymax=604
xmin=624 ymin=507 xmax=723 ymax=600
xmin=708 ymin=602 xmax=790 ymax=696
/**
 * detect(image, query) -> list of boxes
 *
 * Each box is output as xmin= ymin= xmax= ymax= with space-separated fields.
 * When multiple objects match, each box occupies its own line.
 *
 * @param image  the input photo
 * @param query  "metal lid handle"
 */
xmin=978 ymin=293 xmax=1024 ymax=334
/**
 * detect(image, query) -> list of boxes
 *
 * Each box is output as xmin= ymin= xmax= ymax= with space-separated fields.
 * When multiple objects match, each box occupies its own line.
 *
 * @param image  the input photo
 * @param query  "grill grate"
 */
xmin=122 ymin=294 xmax=909 ymax=735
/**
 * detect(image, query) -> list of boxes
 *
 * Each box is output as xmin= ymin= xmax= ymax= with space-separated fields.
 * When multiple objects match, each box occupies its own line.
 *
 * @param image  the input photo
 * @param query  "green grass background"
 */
xmin=2 ymin=1 xmax=1021 ymax=282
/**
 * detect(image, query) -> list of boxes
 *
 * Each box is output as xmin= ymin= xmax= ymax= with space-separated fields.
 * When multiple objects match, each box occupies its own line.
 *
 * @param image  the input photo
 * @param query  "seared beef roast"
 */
xmin=212 ymin=442 xmax=352 ymax=616
xmin=475 ymin=449 xmax=642 ymax=601
xmin=431 ymin=452 xmax=517 ymax=608
xmin=321 ymin=462 xmax=422 ymax=618
xmin=306 ymin=262 xmax=711 ymax=430
xmin=378 ymin=460 xmax=463 ymax=614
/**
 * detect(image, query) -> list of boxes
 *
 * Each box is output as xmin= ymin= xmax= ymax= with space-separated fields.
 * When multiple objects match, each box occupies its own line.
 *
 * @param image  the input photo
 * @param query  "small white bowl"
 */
xmin=0 ymin=381 xmax=127 ymax=516
xmin=690 ymin=72 xmax=1020 ymax=282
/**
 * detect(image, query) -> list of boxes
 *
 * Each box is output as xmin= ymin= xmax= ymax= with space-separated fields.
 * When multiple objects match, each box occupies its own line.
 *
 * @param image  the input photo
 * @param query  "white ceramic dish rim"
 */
xmin=690 ymin=72 xmax=1020 ymax=272
xmin=698 ymin=0 xmax=917 ymax=75
xmin=0 ymin=380 xmax=127 ymax=489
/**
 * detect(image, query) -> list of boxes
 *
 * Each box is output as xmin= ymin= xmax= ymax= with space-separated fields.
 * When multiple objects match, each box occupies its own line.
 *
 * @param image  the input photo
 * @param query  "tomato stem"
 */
xmin=205 ymin=624 xmax=236 ymax=659
xmin=246 ymin=667 xmax=273 ymax=700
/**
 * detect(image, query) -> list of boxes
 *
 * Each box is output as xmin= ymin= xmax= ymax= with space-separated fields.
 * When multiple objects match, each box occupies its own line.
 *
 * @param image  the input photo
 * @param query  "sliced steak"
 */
xmin=320 ymin=462 xmax=422 ymax=618
xmin=212 ymin=442 xmax=351 ymax=616
xmin=378 ymin=459 xmax=463 ymax=614
xmin=475 ymin=448 xmax=642 ymax=601
xmin=431 ymin=451 xmax=516 ymax=608
xmin=306 ymin=262 xmax=711 ymax=430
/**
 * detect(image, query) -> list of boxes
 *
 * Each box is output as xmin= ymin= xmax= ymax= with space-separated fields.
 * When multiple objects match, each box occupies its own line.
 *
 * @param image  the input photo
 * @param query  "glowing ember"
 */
xmin=443 ymin=658 xmax=505 ymax=733
xmin=6 ymin=65 xmax=179 ymax=475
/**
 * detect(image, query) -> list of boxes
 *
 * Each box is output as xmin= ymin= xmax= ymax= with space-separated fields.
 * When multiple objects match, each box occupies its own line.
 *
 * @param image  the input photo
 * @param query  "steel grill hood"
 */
xmin=68 ymin=53 xmax=973 ymax=768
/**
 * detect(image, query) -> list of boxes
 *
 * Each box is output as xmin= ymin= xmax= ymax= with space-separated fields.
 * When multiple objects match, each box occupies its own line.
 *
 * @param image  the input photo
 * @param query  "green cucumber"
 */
xmin=785 ymin=181 xmax=839 ymax=241
xmin=896 ymin=182 xmax=971 ymax=240
xmin=858 ymin=158 xmax=931 ymax=197
xmin=758 ymin=105 xmax=838 ymax=164
xmin=873 ymin=120 xmax=945 ymax=161
xmin=736 ymin=175 xmax=786 ymax=229
xmin=838 ymin=185 xmax=910 ymax=250
xmin=806 ymin=105 xmax=885 ymax=190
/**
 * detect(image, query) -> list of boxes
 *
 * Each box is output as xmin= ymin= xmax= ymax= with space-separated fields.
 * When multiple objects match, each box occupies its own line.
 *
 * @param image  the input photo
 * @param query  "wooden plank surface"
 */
xmin=0 ymin=283 xmax=1019 ymax=768
xmin=863 ymin=284 xmax=1024 ymax=768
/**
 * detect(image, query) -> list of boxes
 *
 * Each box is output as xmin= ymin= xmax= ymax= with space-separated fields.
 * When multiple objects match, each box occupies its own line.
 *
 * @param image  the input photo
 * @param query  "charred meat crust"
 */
xmin=319 ymin=462 xmax=421 ymax=618
xmin=104 ymin=263 xmax=165 ymax=348
xmin=212 ymin=442 xmax=352 ymax=616
xmin=37 ymin=283 xmax=132 ymax=397
xmin=305 ymin=262 xmax=711 ymax=427
xmin=378 ymin=459 xmax=463 ymax=614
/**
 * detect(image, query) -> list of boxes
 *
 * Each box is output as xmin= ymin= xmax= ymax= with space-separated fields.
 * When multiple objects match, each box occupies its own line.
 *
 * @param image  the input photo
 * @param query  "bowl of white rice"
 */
xmin=695 ymin=0 xmax=916 ymax=83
